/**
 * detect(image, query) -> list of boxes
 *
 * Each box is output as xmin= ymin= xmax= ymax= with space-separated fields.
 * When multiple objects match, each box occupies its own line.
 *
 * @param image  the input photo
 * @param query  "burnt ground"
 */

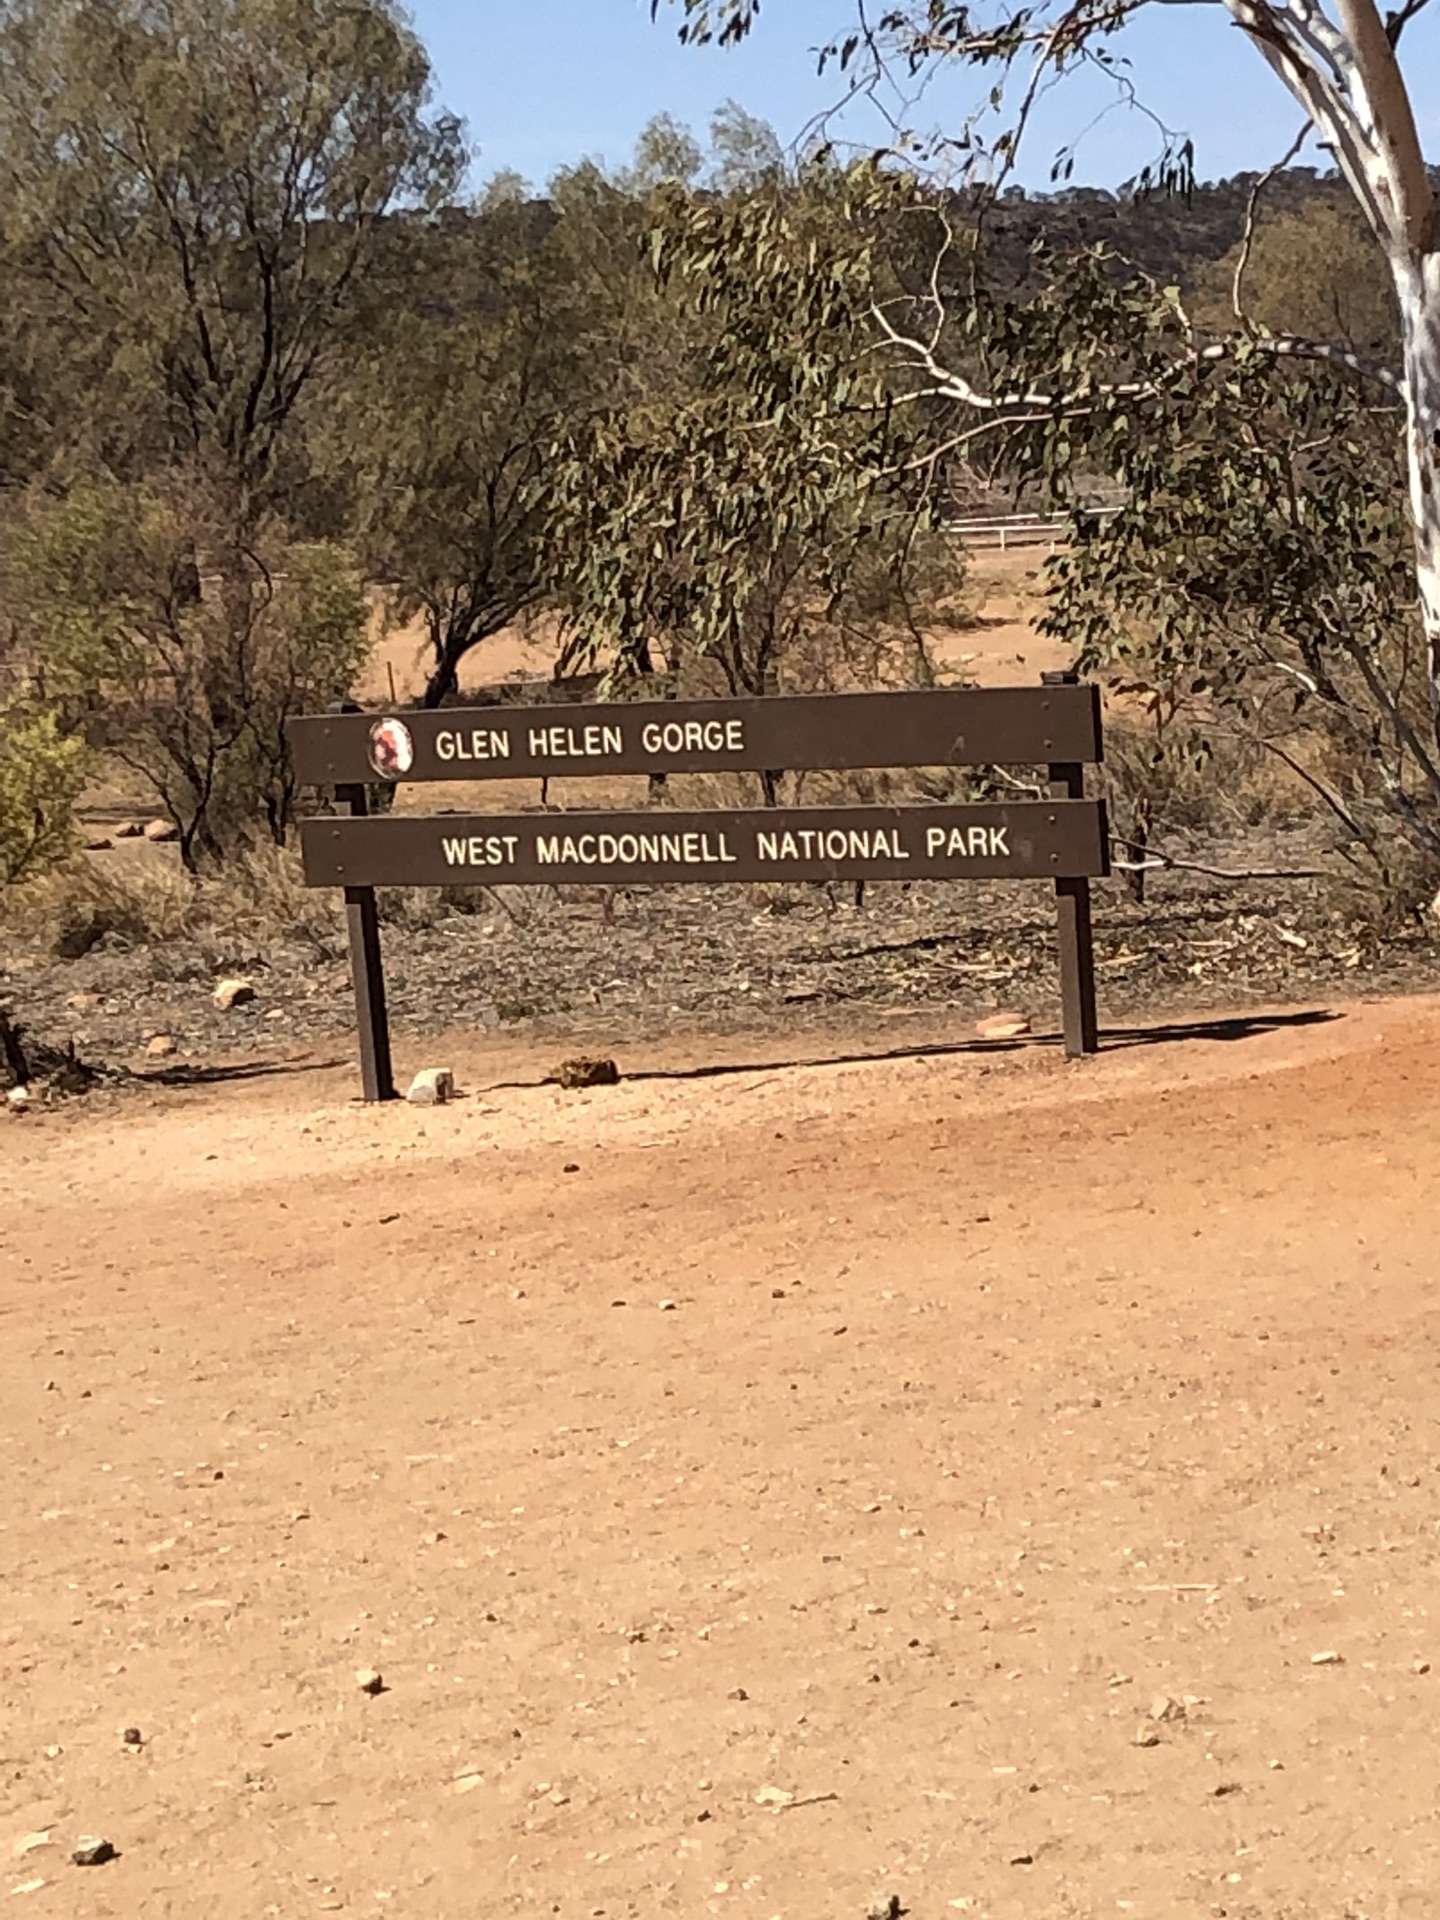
xmin=1 ymin=824 xmax=1434 ymax=1088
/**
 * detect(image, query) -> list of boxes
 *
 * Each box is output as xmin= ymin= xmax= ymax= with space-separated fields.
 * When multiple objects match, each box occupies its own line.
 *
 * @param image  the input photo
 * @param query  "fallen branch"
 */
xmin=1110 ymin=841 xmax=1329 ymax=881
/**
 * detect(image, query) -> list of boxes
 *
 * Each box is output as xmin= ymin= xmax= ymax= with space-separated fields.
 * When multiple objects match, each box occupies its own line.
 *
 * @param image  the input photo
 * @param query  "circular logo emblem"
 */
xmin=368 ymin=716 xmax=414 ymax=781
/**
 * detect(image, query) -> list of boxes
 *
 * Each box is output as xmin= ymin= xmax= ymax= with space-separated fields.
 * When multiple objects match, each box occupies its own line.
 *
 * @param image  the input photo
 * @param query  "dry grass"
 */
xmin=2 ymin=844 xmax=344 ymax=952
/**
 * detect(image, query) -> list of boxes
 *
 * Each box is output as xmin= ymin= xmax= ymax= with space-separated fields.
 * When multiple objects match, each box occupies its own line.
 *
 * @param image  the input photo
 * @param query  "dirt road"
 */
xmin=5 ymin=996 xmax=1440 ymax=1918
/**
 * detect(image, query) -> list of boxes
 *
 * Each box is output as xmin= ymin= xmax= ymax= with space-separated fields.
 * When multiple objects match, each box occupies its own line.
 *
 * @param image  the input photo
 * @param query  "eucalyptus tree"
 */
xmin=656 ymin=0 xmax=1440 ymax=751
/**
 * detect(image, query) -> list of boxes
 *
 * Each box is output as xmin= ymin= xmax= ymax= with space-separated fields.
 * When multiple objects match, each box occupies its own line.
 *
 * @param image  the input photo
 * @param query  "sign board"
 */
xmin=287 ymin=684 xmax=1102 ymax=787
xmin=291 ymin=678 xmax=1108 ymax=1099
xmin=299 ymin=801 xmax=1107 ymax=890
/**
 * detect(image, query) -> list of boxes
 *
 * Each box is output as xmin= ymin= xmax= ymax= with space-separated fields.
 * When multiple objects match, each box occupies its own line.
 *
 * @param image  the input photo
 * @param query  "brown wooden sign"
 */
xmin=299 ymin=801 xmax=1108 ymax=890
xmin=293 ymin=676 xmax=1108 ymax=1099
xmin=287 ymin=684 xmax=1101 ymax=786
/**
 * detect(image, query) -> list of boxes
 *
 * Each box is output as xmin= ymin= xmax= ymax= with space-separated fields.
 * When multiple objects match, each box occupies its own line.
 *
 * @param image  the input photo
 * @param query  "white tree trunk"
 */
xmin=1394 ymin=251 xmax=1440 ymax=726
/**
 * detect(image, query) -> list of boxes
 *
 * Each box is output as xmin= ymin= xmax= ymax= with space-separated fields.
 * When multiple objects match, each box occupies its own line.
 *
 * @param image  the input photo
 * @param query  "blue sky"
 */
xmin=409 ymin=0 xmax=1438 ymax=195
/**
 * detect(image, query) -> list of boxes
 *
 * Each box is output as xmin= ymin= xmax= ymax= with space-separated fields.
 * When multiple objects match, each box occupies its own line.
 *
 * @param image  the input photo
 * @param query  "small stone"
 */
xmin=422 ymin=1530 xmax=447 ymax=1545
xmin=72 ymin=1837 xmax=116 ymax=1866
xmin=66 ymin=993 xmax=101 ymax=1012
xmin=84 ymin=836 xmax=114 ymax=852
xmin=12 ymin=1834 xmax=52 ymax=1860
xmin=212 ymin=978 xmax=256 ymax=1011
xmin=356 ymin=1668 xmax=385 ymax=1695
xmin=1008 ymin=1852 xmax=1034 ymax=1866
xmin=1149 ymin=1692 xmax=1185 ymax=1721
xmin=115 ymin=820 xmax=144 ymax=839
xmin=145 ymin=1035 xmax=176 ymax=1058
xmin=754 ymin=1787 xmax=793 ymax=1807
xmin=1413 ymin=1658 xmax=1431 ymax=1674
xmin=1133 ymin=1725 xmax=1160 ymax=1748
xmin=122 ymin=1726 xmax=143 ymax=1746
xmin=562 ymin=1162 xmax=580 ymax=1174
xmin=406 ymin=1067 xmax=454 ymax=1107
xmin=867 ymin=1898 xmax=904 ymax=1920
xmin=728 ymin=1687 xmax=749 ymax=1701
xmin=1310 ymin=1649 xmax=1344 ymax=1665
xmin=553 ymin=1055 xmax=620 ymax=1090
xmin=10 ymin=1878 xmax=46 ymax=1895
xmin=976 ymin=1012 xmax=1031 ymax=1041
xmin=142 ymin=817 xmax=178 ymax=843
xmin=658 ymin=1299 xmax=678 ymax=1311
xmin=7 ymin=1084 xmax=30 ymax=1110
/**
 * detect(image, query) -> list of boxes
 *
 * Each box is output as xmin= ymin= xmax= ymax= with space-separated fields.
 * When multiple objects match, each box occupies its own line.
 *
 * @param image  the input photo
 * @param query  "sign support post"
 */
xmin=1043 ymin=670 xmax=1100 ymax=1058
xmin=333 ymin=771 xmax=397 ymax=1103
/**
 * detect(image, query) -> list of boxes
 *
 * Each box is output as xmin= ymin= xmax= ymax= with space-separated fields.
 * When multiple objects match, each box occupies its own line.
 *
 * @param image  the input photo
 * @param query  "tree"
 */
xmin=0 ymin=0 xmax=464 ymax=525
xmin=655 ymin=0 xmax=1440 ymax=756
xmin=320 ymin=178 xmax=623 ymax=708
xmin=6 ymin=478 xmax=368 ymax=870
xmin=539 ymin=170 xmax=965 ymax=802
xmin=0 ymin=0 xmax=458 ymax=860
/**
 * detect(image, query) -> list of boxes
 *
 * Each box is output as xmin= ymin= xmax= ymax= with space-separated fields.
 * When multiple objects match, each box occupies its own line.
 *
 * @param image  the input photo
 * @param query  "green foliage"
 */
xmin=0 ymin=0 xmax=463 ymax=516
xmin=539 ymin=165 xmax=951 ymax=739
xmin=319 ymin=184 xmax=626 ymax=706
xmin=926 ymin=243 xmax=1436 ymax=874
xmin=7 ymin=480 xmax=367 ymax=867
xmin=1192 ymin=198 xmax=1399 ymax=360
xmin=0 ymin=695 xmax=88 ymax=889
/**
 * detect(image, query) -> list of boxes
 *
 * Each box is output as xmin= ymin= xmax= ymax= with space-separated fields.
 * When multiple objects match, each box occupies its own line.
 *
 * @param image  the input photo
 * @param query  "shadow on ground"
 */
xmin=479 ymin=1007 xmax=1342 ymax=1093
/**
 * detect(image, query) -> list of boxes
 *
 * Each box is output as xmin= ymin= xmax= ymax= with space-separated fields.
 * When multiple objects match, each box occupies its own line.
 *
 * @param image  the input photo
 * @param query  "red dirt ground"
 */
xmin=5 ymin=993 xmax=1440 ymax=1919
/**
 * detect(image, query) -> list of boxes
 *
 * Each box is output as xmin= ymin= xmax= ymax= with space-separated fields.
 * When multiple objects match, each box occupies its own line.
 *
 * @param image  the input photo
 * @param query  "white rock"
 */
xmin=1310 ymin=1649 xmax=1344 ymax=1665
xmin=406 ymin=1068 xmax=454 ymax=1107
xmin=72 ymin=1837 xmax=115 ymax=1866
xmin=6 ymin=1084 xmax=30 ymax=1110
xmin=976 ymin=1012 xmax=1031 ymax=1041
xmin=212 ymin=978 xmax=256 ymax=1011
xmin=356 ymin=1668 xmax=385 ymax=1695
xmin=11 ymin=1834 xmax=52 ymax=1860
xmin=142 ymin=818 xmax=179 ymax=843
xmin=145 ymin=1035 xmax=176 ymax=1058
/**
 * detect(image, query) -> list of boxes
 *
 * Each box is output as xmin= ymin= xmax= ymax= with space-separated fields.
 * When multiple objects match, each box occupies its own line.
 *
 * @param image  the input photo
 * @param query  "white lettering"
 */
xmin=536 ymin=834 xmax=560 ymax=864
xmin=437 ymin=732 xmax=456 ymax=762
xmin=528 ymin=727 xmax=548 ymax=757
xmin=682 ymin=832 xmax=701 ymax=862
xmin=990 ymin=826 xmax=1010 ymax=855
xmin=468 ymin=728 xmax=510 ymax=761
xmin=725 ymin=719 xmax=743 ymax=750
xmin=442 ymin=833 xmax=519 ymax=868
xmin=641 ymin=722 xmax=661 ymax=753
xmin=758 ymin=832 xmax=778 ymax=860
xmin=926 ymin=826 xmax=944 ymax=856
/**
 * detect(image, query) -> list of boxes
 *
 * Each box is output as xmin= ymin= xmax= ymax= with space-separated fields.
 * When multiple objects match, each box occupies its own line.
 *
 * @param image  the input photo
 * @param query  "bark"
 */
xmin=1392 ymin=250 xmax=1440 ymax=733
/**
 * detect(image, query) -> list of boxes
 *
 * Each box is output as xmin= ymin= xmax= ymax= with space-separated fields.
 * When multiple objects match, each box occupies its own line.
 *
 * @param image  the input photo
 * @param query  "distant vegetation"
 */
xmin=0 ymin=0 xmax=1429 ymax=928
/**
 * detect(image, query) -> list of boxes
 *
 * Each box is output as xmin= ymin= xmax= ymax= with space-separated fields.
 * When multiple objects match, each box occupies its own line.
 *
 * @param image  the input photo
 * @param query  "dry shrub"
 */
xmin=1 ymin=845 xmax=342 ymax=951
